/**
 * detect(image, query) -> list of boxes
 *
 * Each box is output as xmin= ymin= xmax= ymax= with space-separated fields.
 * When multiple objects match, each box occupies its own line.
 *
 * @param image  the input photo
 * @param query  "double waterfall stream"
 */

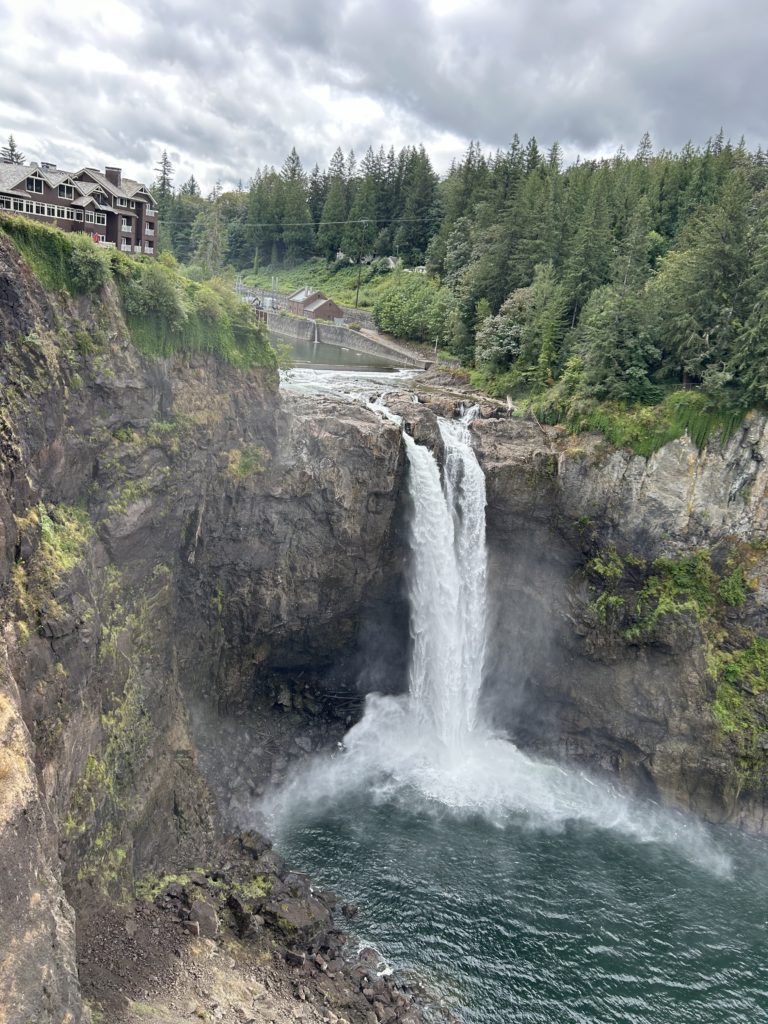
xmin=264 ymin=399 xmax=768 ymax=1023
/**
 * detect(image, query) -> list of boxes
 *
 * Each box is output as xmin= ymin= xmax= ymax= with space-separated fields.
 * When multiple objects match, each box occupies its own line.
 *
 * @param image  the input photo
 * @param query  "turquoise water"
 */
xmin=277 ymin=792 xmax=768 ymax=1023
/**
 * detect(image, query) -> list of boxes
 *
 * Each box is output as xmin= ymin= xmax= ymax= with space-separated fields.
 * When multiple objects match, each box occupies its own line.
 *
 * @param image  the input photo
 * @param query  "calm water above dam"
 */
xmin=275 ymin=332 xmax=398 ymax=370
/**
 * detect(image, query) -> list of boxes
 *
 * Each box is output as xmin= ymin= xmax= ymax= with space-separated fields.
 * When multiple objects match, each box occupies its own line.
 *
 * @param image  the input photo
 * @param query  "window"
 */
xmin=0 ymin=197 xmax=10 ymax=210
xmin=95 ymin=212 xmax=106 ymax=225
xmin=12 ymin=198 xmax=23 ymax=211
xmin=24 ymin=201 xmax=34 ymax=213
xmin=46 ymin=205 xmax=57 ymax=218
xmin=34 ymin=202 xmax=45 ymax=216
xmin=75 ymin=211 xmax=83 ymax=221
xmin=129 ymin=200 xmax=135 ymax=208
xmin=85 ymin=211 xmax=95 ymax=223
xmin=58 ymin=184 xmax=74 ymax=200
xmin=27 ymin=176 xmax=44 ymax=193
xmin=117 ymin=197 xmax=127 ymax=207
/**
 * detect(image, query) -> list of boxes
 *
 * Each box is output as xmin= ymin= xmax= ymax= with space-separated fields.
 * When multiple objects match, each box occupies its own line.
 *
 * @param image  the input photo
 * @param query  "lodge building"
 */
xmin=0 ymin=160 xmax=157 ymax=256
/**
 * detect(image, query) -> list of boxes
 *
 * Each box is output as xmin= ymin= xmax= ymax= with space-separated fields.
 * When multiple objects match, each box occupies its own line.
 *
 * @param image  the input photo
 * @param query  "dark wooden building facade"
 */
xmin=0 ymin=160 xmax=157 ymax=255
xmin=286 ymin=287 xmax=343 ymax=321
xmin=304 ymin=296 xmax=343 ymax=321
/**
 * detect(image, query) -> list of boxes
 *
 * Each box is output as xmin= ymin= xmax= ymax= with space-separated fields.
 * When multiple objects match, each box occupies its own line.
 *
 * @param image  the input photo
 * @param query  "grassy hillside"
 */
xmin=243 ymin=257 xmax=397 ymax=310
xmin=0 ymin=214 xmax=276 ymax=371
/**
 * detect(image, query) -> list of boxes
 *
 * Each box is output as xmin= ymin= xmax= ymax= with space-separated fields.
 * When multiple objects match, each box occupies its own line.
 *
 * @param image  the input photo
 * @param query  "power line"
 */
xmin=152 ymin=216 xmax=436 ymax=227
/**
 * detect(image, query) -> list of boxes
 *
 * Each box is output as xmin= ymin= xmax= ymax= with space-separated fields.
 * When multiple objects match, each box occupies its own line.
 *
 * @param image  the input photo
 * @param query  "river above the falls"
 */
xmin=276 ymin=796 xmax=768 ymax=1023
xmin=277 ymin=333 xmax=401 ymax=370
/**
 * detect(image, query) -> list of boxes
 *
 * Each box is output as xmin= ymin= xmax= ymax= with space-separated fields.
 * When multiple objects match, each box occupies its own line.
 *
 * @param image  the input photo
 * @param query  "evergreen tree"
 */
xmin=653 ymin=169 xmax=753 ymax=388
xmin=317 ymin=149 xmax=348 ymax=259
xmin=342 ymin=174 xmax=377 ymax=258
xmin=169 ymin=193 xmax=204 ymax=262
xmin=280 ymin=148 xmax=314 ymax=264
xmin=192 ymin=201 xmax=227 ymax=276
xmin=154 ymin=150 xmax=174 ymax=202
xmin=393 ymin=147 xmax=439 ymax=264
xmin=247 ymin=167 xmax=283 ymax=267
xmin=579 ymin=284 xmax=661 ymax=401
xmin=636 ymin=131 xmax=654 ymax=165
xmin=153 ymin=150 xmax=175 ymax=253
xmin=178 ymin=175 xmax=200 ymax=197
xmin=1 ymin=134 xmax=24 ymax=164
xmin=562 ymin=173 xmax=613 ymax=324
xmin=307 ymin=164 xmax=326 ymax=226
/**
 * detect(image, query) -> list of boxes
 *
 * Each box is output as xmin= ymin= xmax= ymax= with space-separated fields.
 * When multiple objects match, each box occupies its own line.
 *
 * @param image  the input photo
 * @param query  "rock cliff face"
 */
xmin=0 ymin=237 xmax=406 ymax=1023
xmin=473 ymin=413 xmax=768 ymax=831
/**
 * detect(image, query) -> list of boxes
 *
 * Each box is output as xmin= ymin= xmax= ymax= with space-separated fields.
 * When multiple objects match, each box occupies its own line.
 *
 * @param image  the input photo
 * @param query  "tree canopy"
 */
xmin=149 ymin=131 xmax=768 ymax=417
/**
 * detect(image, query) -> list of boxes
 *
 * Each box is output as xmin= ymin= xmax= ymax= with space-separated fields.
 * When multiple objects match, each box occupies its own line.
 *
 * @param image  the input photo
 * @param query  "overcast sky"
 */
xmin=1 ymin=0 xmax=766 ymax=193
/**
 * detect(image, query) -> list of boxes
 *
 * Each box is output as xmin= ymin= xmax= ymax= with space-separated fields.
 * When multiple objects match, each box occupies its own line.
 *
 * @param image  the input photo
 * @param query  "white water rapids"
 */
xmin=263 ymin=405 xmax=731 ymax=876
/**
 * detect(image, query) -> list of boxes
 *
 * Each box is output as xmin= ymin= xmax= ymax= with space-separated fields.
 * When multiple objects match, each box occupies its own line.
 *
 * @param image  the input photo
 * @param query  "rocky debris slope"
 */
xmin=78 ymin=833 xmax=422 ymax=1024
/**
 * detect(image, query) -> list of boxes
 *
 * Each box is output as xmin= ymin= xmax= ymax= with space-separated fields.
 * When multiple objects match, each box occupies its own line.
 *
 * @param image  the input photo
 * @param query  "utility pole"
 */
xmin=354 ymin=220 xmax=368 ymax=309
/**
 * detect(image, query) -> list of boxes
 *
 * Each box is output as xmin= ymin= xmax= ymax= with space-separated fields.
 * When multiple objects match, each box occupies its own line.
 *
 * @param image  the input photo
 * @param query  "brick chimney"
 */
xmin=105 ymin=166 xmax=122 ymax=187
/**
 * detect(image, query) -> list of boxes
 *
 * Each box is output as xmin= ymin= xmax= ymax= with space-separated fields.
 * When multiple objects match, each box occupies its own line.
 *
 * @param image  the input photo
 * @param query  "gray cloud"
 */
xmin=0 ymin=0 xmax=766 ymax=191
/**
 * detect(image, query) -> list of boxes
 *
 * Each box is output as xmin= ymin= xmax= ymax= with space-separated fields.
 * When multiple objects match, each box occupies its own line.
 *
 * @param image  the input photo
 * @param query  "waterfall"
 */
xmin=403 ymin=410 xmax=487 ymax=748
xmin=262 ymin=402 xmax=731 ymax=874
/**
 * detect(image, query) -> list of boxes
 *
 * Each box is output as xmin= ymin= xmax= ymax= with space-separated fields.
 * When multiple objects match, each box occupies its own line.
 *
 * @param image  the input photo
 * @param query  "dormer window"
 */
xmin=58 ymin=184 xmax=74 ymax=199
xmin=27 ymin=177 xmax=44 ymax=193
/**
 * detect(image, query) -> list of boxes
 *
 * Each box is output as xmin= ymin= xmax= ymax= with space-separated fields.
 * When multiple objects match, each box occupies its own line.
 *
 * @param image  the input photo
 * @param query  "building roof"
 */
xmin=288 ymin=287 xmax=321 ymax=304
xmin=0 ymin=161 xmax=155 ymax=206
xmin=304 ymin=297 xmax=335 ymax=312
xmin=78 ymin=167 xmax=155 ymax=204
xmin=0 ymin=164 xmax=27 ymax=192
xmin=121 ymin=178 xmax=151 ymax=199
xmin=44 ymin=169 xmax=69 ymax=186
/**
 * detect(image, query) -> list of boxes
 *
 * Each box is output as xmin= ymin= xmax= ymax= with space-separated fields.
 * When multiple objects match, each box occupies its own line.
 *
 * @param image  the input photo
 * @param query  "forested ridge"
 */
xmin=155 ymin=133 xmax=768 ymax=443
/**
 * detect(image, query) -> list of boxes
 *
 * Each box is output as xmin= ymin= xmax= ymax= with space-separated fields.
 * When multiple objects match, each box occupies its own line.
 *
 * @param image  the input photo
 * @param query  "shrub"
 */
xmin=0 ymin=213 xmax=110 ymax=295
xmin=68 ymin=234 xmax=110 ymax=293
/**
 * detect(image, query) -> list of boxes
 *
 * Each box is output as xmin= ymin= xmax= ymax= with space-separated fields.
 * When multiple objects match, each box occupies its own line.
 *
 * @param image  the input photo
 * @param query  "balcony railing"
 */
xmin=145 ymin=226 xmax=155 ymax=236
xmin=134 ymin=245 xmax=142 ymax=253
xmin=144 ymin=244 xmax=154 ymax=254
xmin=121 ymin=243 xmax=132 ymax=252
xmin=121 ymin=223 xmax=132 ymax=233
xmin=145 ymin=207 xmax=157 ymax=216
xmin=97 ymin=241 xmax=116 ymax=249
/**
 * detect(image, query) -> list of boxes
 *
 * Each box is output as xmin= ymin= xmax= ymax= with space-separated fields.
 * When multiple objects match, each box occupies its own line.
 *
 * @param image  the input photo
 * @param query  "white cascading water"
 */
xmin=263 ymin=405 xmax=731 ymax=875
xmin=404 ymin=410 xmax=487 ymax=748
